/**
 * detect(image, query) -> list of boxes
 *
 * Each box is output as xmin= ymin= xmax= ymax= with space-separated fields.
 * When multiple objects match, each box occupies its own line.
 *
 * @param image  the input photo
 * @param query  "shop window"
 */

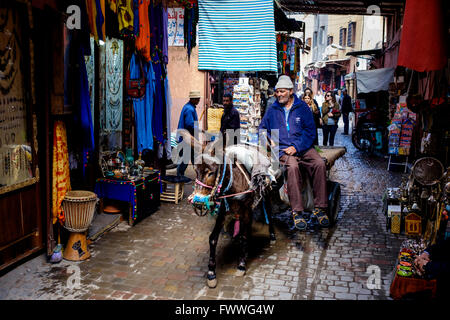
xmin=327 ymin=36 xmax=333 ymax=46
xmin=339 ymin=28 xmax=347 ymax=47
xmin=0 ymin=3 xmax=37 ymax=192
xmin=347 ymin=22 xmax=356 ymax=47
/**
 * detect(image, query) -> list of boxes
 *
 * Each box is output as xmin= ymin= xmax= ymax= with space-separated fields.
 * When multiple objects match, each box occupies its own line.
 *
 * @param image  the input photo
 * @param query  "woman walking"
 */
xmin=303 ymin=92 xmax=322 ymax=146
xmin=321 ymin=91 xmax=341 ymax=146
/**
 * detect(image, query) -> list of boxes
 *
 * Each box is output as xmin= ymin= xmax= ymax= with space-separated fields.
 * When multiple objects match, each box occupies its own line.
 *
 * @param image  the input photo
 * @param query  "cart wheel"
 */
xmin=327 ymin=181 xmax=341 ymax=227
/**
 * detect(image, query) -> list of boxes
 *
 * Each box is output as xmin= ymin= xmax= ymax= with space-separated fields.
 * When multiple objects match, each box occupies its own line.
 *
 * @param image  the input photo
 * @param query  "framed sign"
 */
xmin=0 ymin=1 xmax=38 ymax=194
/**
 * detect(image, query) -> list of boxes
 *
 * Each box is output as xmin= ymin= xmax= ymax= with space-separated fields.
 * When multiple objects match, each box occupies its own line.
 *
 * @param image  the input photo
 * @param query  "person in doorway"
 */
xmin=259 ymin=75 xmax=329 ymax=231
xmin=176 ymin=90 xmax=201 ymax=176
xmin=220 ymin=93 xmax=241 ymax=146
xmin=321 ymin=91 xmax=341 ymax=146
xmin=302 ymin=92 xmax=322 ymax=146
xmin=341 ymin=88 xmax=353 ymax=135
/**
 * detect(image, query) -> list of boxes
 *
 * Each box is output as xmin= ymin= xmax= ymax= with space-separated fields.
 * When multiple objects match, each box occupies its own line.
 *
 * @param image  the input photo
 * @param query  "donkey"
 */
xmin=179 ymin=131 xmax=276 ymax=288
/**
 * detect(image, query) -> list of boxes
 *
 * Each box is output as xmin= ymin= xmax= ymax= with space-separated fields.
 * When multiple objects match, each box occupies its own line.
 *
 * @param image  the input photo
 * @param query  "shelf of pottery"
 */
xmin=233 ymin=78 xmax=261 ymax=145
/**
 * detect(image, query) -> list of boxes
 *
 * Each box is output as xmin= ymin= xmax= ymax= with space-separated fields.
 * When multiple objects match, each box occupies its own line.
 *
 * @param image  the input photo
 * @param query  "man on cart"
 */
xmin=259 ymin=75 xmax=329 ymax=230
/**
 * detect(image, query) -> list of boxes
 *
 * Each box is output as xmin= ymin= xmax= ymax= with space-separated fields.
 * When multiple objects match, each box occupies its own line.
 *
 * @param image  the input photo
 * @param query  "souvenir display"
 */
xmin=105 ymin=37 xmax=124 ymax=132
xmin=233 ymin=77 xmax=261 ymax=145
xmin=385 ymin=157 xmax=449 ymax=246
xmin=388 ymin=103 xmax=417 ymax=156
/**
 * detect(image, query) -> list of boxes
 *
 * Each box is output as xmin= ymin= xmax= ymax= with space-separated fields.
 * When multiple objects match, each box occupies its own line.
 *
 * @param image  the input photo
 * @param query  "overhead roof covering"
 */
xmin=278 ymin=0 xmax=405 ymax=16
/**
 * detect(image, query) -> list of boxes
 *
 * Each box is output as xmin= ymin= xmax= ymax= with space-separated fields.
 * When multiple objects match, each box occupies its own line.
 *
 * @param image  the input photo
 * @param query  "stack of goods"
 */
xmin=388 ymin=103 xmax=417 ymax=155
xmin=395 ymin=239 xmax=428 ymax=278
xmin=207 ymin=104 xmax=224 ymax=133
xmin=233 ymin=78 xmax=261 ymax=144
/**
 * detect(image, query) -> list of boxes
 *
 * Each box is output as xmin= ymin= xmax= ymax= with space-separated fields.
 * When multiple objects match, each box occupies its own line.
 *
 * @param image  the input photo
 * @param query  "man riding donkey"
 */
xmin=259 ymin=75 xmax=329 ymax=230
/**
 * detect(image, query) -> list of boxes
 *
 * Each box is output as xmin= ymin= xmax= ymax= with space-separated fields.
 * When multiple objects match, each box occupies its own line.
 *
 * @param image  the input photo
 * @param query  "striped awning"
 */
xmin=198 ymin=0 xmax=277 ymax=72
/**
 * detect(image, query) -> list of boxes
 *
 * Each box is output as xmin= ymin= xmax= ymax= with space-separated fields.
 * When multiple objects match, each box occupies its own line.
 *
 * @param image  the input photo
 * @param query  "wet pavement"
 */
xmin=0 ymin=121 xmax=408 ymax=300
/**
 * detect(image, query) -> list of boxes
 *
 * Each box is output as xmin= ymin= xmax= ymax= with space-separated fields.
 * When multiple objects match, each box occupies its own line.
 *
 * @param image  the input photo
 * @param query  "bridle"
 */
xmin=191 ymin=155 xmax=254 ymax=217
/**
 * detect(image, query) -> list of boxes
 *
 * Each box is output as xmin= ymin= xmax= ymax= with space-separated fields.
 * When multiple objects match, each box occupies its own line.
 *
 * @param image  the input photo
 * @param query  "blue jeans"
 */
xmin=323 ymin=125 xmax=338 ymax=146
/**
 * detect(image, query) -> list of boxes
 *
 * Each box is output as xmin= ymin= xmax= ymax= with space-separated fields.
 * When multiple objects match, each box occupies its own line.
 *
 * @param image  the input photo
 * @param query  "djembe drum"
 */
xmin=61 ymin=191 xmax=98 ymax=261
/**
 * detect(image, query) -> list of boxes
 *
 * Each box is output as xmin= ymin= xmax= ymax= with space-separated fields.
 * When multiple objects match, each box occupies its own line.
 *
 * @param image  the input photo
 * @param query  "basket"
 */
xmin=207 ymin=106 xmax=224 ymax=133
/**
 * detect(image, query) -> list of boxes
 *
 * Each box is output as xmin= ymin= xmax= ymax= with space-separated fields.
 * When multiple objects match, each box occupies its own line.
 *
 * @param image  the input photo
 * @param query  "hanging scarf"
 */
xmin=76 ymin=44 xmax=95 ymax=177
xmin=52 ymin=121 xmax=71 ymax=225
xmin=183 ymin=3 xmax=198 ymax=63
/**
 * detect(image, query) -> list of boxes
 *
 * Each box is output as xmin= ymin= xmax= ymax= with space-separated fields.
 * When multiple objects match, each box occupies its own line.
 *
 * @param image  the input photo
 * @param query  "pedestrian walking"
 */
xmin=321 ymin=90 xmax=341 ymax=146
xmin=302 ymin=92 xmax=322 ymax=146
xmin=176 ymin=90 xmax=201 ymax=176
xmin=341 ymin=88 xmax=353 ymax=135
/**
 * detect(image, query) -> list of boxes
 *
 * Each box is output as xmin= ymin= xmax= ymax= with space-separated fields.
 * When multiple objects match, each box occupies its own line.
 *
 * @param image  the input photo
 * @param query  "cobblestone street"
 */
xmin=0 ymin=123 xmax=408 ymax=300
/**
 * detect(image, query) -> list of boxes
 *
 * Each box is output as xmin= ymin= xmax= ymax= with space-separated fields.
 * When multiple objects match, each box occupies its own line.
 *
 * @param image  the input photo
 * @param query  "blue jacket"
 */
xmin=259 ymin=95 xmax=316 ymax=158
xmin=177 ymin=102 xmax=198 ymax=136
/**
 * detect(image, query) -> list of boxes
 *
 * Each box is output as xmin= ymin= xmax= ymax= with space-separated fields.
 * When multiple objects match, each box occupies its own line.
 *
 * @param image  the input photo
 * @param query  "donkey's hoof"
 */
xmin=207 ymin=278 xmax=217 ymax=288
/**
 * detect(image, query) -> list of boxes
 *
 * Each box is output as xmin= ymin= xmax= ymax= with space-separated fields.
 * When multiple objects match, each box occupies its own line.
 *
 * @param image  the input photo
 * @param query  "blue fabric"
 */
xmin=133 ymin=0 xmax=139 ymax=36
xmin=177 ymin=102 xmax=198 ymax=136
xmin=95 ymin=0 xmax=104 ymax=41
xmin=164 ymin=75 xmax=172 ymax=159
xmin=78 ymin=45 xmax=95 ymax=176
xmin=131 ymin=54 xmax=154 ymax=153
xmin=259 ymin=95 xmax=316 ymax=158
xmin=95 ymin=179 xmax=138 ymax=220
xmin=151 ymin=53 xmax=164 ymax=144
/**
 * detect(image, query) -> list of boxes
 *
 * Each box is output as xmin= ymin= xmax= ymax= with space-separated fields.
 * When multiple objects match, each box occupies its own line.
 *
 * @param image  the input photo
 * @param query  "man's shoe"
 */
xmin=312 ymin=208 xmax=330 ymax=227
xmin=292 ymin=211 xmax=308 ymax=231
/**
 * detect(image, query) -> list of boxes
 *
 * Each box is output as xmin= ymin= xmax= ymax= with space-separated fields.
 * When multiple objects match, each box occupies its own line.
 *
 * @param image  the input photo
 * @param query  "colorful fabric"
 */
xmin=133 ymin=0 xmax=139 ymax=36
xmin=135 ymin=0 xmax=151 ymax=61
xmin=198 ymin=0 xmax=277 ymax=71
xmin=164 ymin=75 xmax=173 ymax=159
xmin=117 ymin=0 xmax=134 ymax=34
xmin=52 ymin=121 xmax=71 ymax=225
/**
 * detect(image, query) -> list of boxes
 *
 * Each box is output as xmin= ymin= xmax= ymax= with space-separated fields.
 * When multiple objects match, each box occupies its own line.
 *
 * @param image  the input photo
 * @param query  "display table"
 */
xmin=94 ymin=171 xmax=161 ymax=226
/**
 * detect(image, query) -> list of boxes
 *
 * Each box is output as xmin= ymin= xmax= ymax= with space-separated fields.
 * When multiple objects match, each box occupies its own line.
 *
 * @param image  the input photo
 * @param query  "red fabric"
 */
xmin=398 ymin=0 xmax=447 ymax=72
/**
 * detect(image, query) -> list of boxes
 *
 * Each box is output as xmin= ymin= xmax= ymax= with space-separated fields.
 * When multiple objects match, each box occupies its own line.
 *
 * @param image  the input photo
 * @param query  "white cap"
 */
xmin=275 ymin=75 xmax=293 ymax=90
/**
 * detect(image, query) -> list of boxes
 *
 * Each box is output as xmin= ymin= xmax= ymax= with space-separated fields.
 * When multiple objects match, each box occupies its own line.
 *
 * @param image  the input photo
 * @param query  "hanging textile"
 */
xmin=398 ymin=0 xmax=447 ymax=72
xmin=95 ymin=0 xmax=106 ymax=42
xmin=162 ymin=6 xmax=169 ymax=64
xmin=148 ymin=0 xmax=165 ymax=60
xmin=152 ymin=52 xmax=164 ymax=145
xmin=52 ymin=121 xmax=71 ymax=225
xmin=76 ymin=43 xmax=95 ymax=176
xmin=135 ymin=0 xmax=151 ymax=61
xmin=198 ymin=0 xmax=277 ymax=72
xmin=117 ymin=0 xmax=134 ymax=35
xmin=105 ymin=37 xmax=124 ymax=132
xmin=133 ymin=0 xmax=139 ymax=37
xmin=130 ymin=54 xmax=154 ymax=153
xmin=84 ymin=36 xmax=96 ymax=128
xmin=184 ymin=3 xmax=198 ymax=63
xmin=86 ymin=0 xmax=106 ymax=42
xmin=164 ymin=74 xmax=172 ymax=159
xmin=106 ymin=0 xmax=121 ymax=38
